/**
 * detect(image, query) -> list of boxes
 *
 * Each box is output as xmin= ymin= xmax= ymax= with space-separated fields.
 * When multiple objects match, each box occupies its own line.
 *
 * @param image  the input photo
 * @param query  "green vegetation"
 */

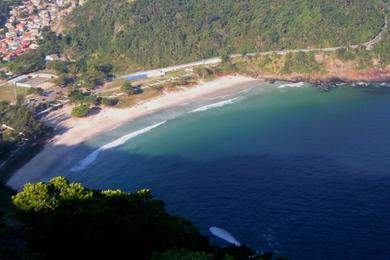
xmin=62 ymin=0 xmax=385 ymax=72
xmin=0 ymin=0 xmax=21 ymax=27
xmin=121 ymin=81 xmax=134 ymax=95
xmin=354 ymin=47 xmax=375 ymax=69
xmin=282 ymin=52 xmax=324 ymax=74
xmin=101 ymin=97 xmax=119 ymax=106
xmin=3 ymin=29 xmax=57 ymax=74
xmin=0 ymin=100 xmax=48 ymax=161
xmin=0 ymin=183 xmax=22 ymax=259
xmin=0 ymin=177 xmax=282 ymax=259
xmin=8 ymin=50 xmax=46 ymax=75
xmin=68 ymin=89 xmax=85 ymax=103
xmin=0 ymin=85 xmax=29 ymax=102
xmin=68 ymin=88 xmax=118 ymax=110
xmin=152 ymin=249 xmax=213 ymax=260
xmin=5 ymin=0 xmax=389 ymax=79
xmin=373 ymin=11 xmax=390 ymax=66
xmin=335 ymin=48 xmax=356 ymax=62
xmin=27 ymin=87 xmax=44 ymax=96
xmin=44 ymin=55 xmax=114 ymax=92
xmin=0 ymin=3 xmax=9 ymax=27
xmin=220 ymin=54 xmax=237 ymax=72
xmin=71 ymin=104 xmax=89 ymax=117
xmin=193 ymin=66 xmax=221 ymax=80
xmin=0 ymin=100 xmax=51 ymax=183
xmin=5 ymin=28 xmax=65 ymax=74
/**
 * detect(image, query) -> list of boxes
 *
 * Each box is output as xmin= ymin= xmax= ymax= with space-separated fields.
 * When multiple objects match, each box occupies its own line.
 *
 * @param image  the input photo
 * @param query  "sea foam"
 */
xmin=278 ymin=82 xmax=306 ymax=89
xmin=209 ymin=226 xmax=241 ymax=246
xmin=70 ymin=121 xmax=167 ymax=172
xmin=192 ymin=98 xmax=238 ymax=113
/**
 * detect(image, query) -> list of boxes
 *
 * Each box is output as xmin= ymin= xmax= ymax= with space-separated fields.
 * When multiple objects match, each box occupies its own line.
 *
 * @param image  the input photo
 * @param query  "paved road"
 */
xmin=123 ymin=17 xmax=388 ymax=79
xmin=364 ymin=17 xmax=388 ymax=50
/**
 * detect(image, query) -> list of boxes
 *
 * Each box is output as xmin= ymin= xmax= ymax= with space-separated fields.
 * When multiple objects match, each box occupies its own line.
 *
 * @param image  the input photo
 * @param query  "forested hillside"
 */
xmin=61 ymin=0 xmax=386 ymax=72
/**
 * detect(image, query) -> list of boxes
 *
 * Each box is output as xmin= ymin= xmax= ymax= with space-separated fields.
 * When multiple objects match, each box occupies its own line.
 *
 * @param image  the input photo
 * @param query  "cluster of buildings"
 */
xmin=0 ymin=0 xmax=83 ymax=61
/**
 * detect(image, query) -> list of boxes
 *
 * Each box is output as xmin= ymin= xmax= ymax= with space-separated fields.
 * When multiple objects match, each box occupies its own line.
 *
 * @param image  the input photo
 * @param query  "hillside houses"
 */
xmin=0 ymin=0 xmax=81 ymax=62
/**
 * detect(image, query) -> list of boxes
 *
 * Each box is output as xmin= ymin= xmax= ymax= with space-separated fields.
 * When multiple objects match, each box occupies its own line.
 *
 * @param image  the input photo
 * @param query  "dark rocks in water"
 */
xmin=318 ymin=82 xmax=335 ymax=91
xmin=319 ymin=79 xmax=344 ymax=90
xmin=327 ymin=77 xmax=346 ymax=85
xmin=265 ymin=78 xmax=276 ymax=84
xmin=306 ymin=77 xmax=347 ymax=91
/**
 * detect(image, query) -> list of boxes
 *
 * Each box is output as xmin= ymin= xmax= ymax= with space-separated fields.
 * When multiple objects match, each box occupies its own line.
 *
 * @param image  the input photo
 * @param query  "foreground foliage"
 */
xmin=0 ymin=177 xmax=285 ymax=259
xmin=12 ymin=177 xmax=209 ymax=258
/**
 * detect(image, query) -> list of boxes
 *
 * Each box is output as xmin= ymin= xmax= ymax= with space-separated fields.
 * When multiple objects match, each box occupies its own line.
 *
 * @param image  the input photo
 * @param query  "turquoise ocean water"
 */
xmin=40 ymin=81 xmax=390 ymax=259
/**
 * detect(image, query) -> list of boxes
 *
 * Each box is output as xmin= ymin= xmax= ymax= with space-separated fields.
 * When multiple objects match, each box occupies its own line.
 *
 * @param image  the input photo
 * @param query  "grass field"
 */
xmin=0 ymin=85 xmax=29 ymax=102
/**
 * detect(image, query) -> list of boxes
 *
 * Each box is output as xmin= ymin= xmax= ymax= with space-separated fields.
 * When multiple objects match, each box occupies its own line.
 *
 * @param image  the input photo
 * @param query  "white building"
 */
xmin=45 ymin=53 xmax=60 ymax=61
xmin=9 ymin=75 xmax=30 ymax=86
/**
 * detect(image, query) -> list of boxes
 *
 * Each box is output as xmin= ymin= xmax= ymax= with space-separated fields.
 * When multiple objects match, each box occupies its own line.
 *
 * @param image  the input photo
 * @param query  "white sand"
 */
xmin=7 ymin=75 xmax=261 ymax=189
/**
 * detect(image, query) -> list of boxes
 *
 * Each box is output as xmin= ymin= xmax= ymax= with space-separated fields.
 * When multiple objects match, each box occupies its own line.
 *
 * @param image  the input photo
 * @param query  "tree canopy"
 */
xmin=71 ymin=104 xmax=90 ymax=117
xmin=5 ymin=177 xmax=282 ymax=259
xmin=61 ymin=0 xmax=385 ymax=72
xmin=0 ymin=101 xmax=47 ymax=160
xmin=0 ymin=0 xmax=21 ymax=27
xmin=12 ymin=177 xmax=208 ymax=258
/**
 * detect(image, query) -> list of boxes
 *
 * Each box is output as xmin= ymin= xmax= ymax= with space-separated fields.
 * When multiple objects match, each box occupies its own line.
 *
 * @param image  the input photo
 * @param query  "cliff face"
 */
xmin=236 ymin=47 xmax=390 ymax=84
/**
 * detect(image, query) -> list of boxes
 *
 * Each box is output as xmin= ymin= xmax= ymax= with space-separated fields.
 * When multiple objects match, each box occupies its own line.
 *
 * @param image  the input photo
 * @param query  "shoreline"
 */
xmin=6 ymin=71 xmax=390 ymax=190
xmin=252 ymin=66 xmax=390 ymax=87
xmin=6 ymin=75 xmax=262 ymax=190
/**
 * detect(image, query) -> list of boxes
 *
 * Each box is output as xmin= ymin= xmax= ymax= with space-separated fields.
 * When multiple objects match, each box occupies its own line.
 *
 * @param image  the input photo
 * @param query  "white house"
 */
xmin=45 ymin=53 xmax=60 ymax=62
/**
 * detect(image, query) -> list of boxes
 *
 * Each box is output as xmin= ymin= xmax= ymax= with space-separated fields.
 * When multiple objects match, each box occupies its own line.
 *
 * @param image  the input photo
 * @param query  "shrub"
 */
xmin=71 ymin=104 xmax=89 ymax=117
xmin=101 ymin=98 xmax=119 ymax=107
xmin=121 ymin=81 xmax=134 ymax=95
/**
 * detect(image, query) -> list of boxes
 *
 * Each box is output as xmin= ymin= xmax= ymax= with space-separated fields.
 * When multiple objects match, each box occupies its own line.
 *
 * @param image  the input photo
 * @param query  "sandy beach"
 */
xmin=7 ymin=75 xmax=261 ymax=190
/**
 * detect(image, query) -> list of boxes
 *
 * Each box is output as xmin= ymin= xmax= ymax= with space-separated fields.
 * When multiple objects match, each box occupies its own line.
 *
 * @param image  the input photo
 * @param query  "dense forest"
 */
xmin=0 ymin=177 xmax=281 ymax=259
xmin=61 ymin=0 xmax=386 ymax=72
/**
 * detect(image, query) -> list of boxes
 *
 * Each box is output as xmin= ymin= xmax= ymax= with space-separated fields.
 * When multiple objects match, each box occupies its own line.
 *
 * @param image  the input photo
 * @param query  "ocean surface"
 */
xmin=47 ymin=81 xmax=390 ymax=259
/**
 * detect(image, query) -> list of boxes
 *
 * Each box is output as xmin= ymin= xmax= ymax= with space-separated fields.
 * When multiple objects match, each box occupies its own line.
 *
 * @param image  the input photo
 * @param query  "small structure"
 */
xmin=9 ymin=75 xmax=30 ymax=86
xmin=45 ymin=53 xmax=60 ymax=62
xmin=8 ymin=73 xmax=57 ymax=88
xmin=126 ymin=73 xmax=148 ymax=81
xmin=125 ymin=70 xmax=165 ymax=81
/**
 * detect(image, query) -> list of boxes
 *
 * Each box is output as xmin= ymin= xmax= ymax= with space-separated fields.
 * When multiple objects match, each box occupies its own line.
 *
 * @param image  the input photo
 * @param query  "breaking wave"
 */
xmin=278 ymin=82 xmax=307 ymax=89
xmin=70 ymin=121 xmax=167 ymax=172
xmin=192 ymin=98 xmax=238 ymax=113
